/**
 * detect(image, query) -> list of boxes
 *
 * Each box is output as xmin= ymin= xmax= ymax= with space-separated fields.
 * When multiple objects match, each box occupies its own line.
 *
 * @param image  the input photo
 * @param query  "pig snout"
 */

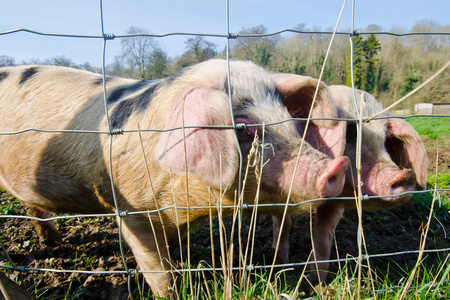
xmin=318 ymin=156 xmax=350 ymax=198
xmin=279 ymin=154 xmax=349 ymax=201
xmin=362 ymin=163 xmax=416 ymax=205
xmin=386 ymin=169 xmax=416 ymax=199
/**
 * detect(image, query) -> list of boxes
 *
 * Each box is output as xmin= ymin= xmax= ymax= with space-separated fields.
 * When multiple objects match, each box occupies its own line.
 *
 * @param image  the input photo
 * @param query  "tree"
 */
xmin=107 ymin=55 xmax=129 ymax=77
xmin=345 ymin=34 xmax=381 ymax=93
xmin=175 ymin=36 xmax=217 ymax=69
xmin=121 ymin=26 xmax=158 ymax=79
xmin=399 ymin=62 xmax=422 ymax=97
xmin=410 ymin=19 xmax=448 ymax=52
xmin=345 ymin=35 xmax=365 ymax=89
xmin=146 ymin=47 xmax=169 ymax=79
xmin=231 ymin=25 xmax=277 ymax=67
xmin=363 ymin=34 xmax=382 ymax=93
xmin=78 ymin=62 xmax=102 ymax=74
xmin=0 ymin=55 xmax=15 ymax=67
xmin=43 ymin=55 xmax=76 ymax=67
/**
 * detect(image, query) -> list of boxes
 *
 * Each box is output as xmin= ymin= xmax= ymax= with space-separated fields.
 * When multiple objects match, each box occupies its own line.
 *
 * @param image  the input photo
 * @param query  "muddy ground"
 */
xmin=0 ymin=138 xmax=449 ymax=299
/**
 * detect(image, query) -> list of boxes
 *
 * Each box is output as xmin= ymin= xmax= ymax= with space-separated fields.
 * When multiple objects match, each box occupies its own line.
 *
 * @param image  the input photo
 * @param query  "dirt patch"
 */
xmin=0 ymin=138 xmax=449 ymax=299
xmin=423 ymin=138 xmax=450 ymax=174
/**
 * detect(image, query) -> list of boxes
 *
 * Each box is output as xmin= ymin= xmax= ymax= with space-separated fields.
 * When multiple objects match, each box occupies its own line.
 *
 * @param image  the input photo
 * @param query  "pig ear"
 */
xmin=154 ymin=87 xmax=238 ymax=188
xmin=271 ymin=73 xmax=337 ymax=128
xmin=385 ymin=117 xmax=427 ymax=190
xmin=272 ymin=73 xmax=346 ymax=157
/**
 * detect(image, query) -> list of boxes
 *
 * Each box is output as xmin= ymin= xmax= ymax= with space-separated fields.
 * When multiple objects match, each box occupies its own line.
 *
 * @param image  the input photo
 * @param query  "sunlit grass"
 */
xmin=407 ymin=117 xmax=450 ymax=140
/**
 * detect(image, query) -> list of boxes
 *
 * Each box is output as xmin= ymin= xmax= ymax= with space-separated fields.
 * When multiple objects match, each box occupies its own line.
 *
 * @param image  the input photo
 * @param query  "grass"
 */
xmin=406 ymin=117 xmax=450 ymax=140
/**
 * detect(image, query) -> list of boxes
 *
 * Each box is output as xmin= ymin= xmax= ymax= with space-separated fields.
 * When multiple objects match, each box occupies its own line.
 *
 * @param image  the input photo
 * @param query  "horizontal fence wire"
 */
xmin=1 ymin=28 xmax=450 ymax=39
xmin=0 ymin=188 xmax=449 ymax=223
xmin=0 ymin=0 xmax=449 ymax=298
xmin=0 ymin=114 xmax=449 ymax=138
xmin=2 ymin=246 xmax=450 ymax=275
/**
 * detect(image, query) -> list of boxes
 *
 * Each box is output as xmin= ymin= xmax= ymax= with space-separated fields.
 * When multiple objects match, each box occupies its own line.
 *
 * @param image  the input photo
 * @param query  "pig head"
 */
xmin=330 ymin=85 xmax=427 ymax=207
xmin=0 ymin=60 xmax=349 ymax=298
xmin=272 ymin=85 xmax=427 ymax=284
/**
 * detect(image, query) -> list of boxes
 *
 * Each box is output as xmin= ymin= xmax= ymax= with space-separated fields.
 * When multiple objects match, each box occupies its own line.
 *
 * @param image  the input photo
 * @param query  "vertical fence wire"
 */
xmin=98 ymin=0 xmax=136 ymax=295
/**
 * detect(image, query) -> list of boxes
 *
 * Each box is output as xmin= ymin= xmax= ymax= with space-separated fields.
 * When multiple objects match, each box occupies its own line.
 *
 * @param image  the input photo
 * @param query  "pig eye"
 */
xmin=235 ymin=116 xmax=258 ymax=136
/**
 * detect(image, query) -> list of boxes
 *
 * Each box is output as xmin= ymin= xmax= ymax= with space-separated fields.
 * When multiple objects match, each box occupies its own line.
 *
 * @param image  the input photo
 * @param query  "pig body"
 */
xmin=272 ymin=85 xmax=427 ymax=282
xmin=0 ymin=60 xmax=349 ymax=297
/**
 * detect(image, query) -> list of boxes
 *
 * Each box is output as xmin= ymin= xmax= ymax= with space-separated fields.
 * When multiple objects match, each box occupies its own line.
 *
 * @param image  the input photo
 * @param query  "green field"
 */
xmin=407 ymin=116 xmax=450 ymax=140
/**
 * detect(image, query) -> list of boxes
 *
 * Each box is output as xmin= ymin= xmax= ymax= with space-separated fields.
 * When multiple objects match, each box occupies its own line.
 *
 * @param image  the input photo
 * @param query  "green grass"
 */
xmin=406 ymin=116 xmax=450 ymax=140
xmin=428 ymin=173 xmax=450 ymax=190
xmin=398 ymin=115 xmax=450 ymax=299
xmin=126 ymin=255 xmax=450 ymax=299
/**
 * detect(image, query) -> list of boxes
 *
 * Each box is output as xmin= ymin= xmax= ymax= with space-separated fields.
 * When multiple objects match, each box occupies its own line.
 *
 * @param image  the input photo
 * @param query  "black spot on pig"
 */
xmin=106 ymin=80 xmax=149 ymax=104
xmin=109 ymin=100 xmax=134 ymax=129
xmin=108 ymin=82 xmax=160 ymax=129
xmin=240 ymin=97 xmax=253 ymax=109
xmin=0 ymin=72 xmax=8 ymax=83
xmin=164 ymin=69 xmax=185 ymax=85
xmin=93 ymin=76 xmax=113 ymax=85
xmin=224 ymin=77 xmax=233 ymax=96
xmin=128 ymin=83 xmax=159 ymax=112
xmin=19 ymin=67 xmax=39 ymax=85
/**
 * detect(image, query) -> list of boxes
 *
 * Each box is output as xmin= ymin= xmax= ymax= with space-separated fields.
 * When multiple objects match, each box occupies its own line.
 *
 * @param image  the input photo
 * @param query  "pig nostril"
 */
xmin=328 ymin=176 xmax=337 ymax=185
xmin=319 ymin=156 xmax=349 ymax=198
xmin=389 ymin=183 xmax=408 ymax=196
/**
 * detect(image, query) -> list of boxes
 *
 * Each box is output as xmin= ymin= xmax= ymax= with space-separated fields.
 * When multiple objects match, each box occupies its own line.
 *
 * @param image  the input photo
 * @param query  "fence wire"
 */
xmin=0 ymin=0 xmax=449 ymax=298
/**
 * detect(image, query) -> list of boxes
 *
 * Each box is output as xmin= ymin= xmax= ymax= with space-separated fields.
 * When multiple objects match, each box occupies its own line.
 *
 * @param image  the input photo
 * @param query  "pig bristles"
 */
xmin=137 ymin=124 xmax=178 ymax=293
xmin=291 ymin=250 xmax=314 ymax=298
xmin=241 ymin=129 xmax=266 ymax=293
xmin=168 ymin=169 xmax=187 ymax=299
xmin=178 ymin=95 xmax=196 ymax=297
xmin=207 ymin=190 xmax=219 ymax=300
xmin=355 ymin=91 xmax=365 ymax=294
xmin=309 ymin=206 xmax=321 ymax=292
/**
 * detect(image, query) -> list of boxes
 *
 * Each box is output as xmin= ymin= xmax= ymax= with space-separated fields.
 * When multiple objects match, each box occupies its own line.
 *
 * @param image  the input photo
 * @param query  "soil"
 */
xmin=0 ymin=138 xmax=449 ymax=299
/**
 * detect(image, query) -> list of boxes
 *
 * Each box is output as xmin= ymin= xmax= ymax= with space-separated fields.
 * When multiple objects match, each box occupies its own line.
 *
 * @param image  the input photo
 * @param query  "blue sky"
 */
xmin=0 ymin=0 xmax=448 ymax=67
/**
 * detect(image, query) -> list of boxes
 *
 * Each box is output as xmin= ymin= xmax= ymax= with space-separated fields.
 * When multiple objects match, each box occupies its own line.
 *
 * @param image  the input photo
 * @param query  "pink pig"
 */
xmin=272 ymin=85 xmax=427 ymax=283
xmin=0 ymin=60 xmax=349 ymax=297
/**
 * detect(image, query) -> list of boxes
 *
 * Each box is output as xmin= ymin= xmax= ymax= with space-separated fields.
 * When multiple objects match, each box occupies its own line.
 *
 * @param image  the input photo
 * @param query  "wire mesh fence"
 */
xmin=0 ymin=0 xmax=449 ymax=298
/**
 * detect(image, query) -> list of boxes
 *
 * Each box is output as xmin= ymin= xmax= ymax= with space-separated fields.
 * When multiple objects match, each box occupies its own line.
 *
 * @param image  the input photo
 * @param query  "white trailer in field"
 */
xmin=415 ymin=103 xmax=450 ymax=115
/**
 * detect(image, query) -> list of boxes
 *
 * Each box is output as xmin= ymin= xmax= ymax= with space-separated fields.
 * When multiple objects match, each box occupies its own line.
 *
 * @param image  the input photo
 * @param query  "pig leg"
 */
xmin=21 ymin=202 xmax=62 ymax=245
xmin=271 ymin=214 xmax=292 ymax=263
xmin=310 ymin=203 xmax=344 ymax=282
xmin=119 ymin=215 xmax=174 ymax=298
